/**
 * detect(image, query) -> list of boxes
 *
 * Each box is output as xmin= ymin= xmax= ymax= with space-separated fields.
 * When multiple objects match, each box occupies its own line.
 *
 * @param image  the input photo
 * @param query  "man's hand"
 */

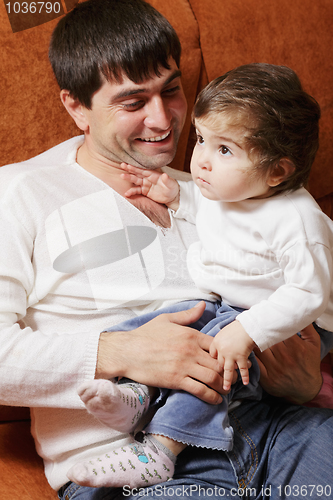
xmin=120 ymin=163 xmax=180 ymax=210
xmin=210 ymin=320 xmax=255 ymax=391
xmin=96 ymin=302 xmax=234 ymax=405
xmin=254 ymin=324 xmax=322 ymax=404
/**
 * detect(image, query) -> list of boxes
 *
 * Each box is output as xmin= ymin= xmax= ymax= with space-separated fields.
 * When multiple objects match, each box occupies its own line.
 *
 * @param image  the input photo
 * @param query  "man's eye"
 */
xmin=163 ymin=85 xmax=180 ymax=95
xmin=122 ymin=100 xmax=144 ymax=110
xmin=220 ymin=145 xmax=231 ymax=155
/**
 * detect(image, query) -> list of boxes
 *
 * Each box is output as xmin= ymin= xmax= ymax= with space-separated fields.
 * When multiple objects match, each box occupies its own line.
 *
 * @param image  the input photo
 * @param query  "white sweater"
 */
xmin=0 ymin=137 xmax=212 ymax=490
xmin=177 ymin=181 xmax=333 ymax=350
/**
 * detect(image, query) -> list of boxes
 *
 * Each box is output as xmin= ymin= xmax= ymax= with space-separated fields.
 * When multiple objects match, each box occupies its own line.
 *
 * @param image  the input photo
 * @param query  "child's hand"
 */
xmin=120 ymin=163 xmax=180 ymax=209
xmin=209 ymin=321 xmax=255 ymax=392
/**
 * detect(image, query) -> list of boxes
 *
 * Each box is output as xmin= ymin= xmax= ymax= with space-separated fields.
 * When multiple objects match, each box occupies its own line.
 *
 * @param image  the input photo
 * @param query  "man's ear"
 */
xmin=60 ymin=90 xmax=89 ymax=132
xmin=267 ymin=158 xmax=295 ymax=187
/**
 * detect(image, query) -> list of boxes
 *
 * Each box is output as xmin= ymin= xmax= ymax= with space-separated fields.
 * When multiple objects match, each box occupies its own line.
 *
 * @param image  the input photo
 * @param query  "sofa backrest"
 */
xmin=0 ymin=0 xmax=201 ymax=176
xmin=187 ymin=0 xmax=333 ymax=201
xmin=1 ymin=0 xmax=333 ymax=203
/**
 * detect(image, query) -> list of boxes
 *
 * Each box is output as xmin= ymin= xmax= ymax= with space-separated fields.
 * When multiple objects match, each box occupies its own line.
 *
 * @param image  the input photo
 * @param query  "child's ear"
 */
xmin=267 ymin=158 xmax=295 ymax=187
xmin=60 ymin=90 xmax=90 ymax=132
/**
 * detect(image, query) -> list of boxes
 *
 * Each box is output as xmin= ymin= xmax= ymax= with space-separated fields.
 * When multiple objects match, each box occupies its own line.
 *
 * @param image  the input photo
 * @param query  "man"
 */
xmin=0 ymin=0 xmax=331 ymax=499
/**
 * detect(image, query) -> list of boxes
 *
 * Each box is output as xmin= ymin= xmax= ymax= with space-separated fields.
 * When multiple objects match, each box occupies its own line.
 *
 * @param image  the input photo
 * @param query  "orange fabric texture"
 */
xmin=0 ymin=0 xmax=201 ymax=172
xmin=0 ymin=3 xmax=79 ymax=166
xmin=1 ymin=0 xmax=333 ymax=200
xmin=188 ymin=0 xmax=333 ymax=200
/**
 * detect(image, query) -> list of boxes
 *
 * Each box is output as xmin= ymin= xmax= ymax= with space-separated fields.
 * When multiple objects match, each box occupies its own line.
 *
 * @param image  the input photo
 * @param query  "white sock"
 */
xmin=78 ymin=379 xmax=150 ymax=433
xmin=67 ymin=434 xmax=176 ymax=488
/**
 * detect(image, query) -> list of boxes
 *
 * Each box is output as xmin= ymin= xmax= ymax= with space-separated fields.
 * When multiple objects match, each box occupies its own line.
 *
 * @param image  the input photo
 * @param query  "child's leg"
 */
xmin=67 ymin=433 xmax=177 ymax=488
xmin=79 ymin=300 xmax=217 ymax=432
xmin=145 ymin=303 xmax=261 ymax=451
xmin=69 ymin=302 xmax=249 ymax=489
xmin=78 ymin=379 xmax=152 ymax=433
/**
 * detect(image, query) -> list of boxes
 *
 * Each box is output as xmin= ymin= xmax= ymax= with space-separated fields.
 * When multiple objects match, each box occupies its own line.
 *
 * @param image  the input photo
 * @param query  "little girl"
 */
xmin=68 ymin=63 xmax=333 ymax=489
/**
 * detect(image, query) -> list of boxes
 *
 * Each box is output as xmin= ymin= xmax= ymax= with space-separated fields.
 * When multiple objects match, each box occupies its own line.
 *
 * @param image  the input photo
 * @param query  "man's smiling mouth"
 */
xmin=139 ymin=131 xmax=171 ymax=142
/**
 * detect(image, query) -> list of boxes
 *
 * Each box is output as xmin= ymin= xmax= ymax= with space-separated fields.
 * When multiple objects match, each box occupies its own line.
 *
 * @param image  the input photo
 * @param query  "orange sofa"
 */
xmin=1 ymin=0 xmax=332 ymax=497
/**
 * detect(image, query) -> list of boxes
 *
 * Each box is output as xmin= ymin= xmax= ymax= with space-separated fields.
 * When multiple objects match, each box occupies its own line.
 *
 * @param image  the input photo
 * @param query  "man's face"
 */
xmin=81 ymin=59 xmax=187 ymax=170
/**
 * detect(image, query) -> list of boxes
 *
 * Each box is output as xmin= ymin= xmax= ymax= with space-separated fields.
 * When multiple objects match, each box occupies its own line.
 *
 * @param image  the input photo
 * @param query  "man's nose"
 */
xmin=144 ymin=97 xmax=172 ymax=130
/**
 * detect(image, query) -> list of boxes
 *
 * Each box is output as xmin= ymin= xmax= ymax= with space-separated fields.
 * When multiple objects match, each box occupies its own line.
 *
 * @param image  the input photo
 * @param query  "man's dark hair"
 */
xmin=193 ymin=63 xmax=321 ymax=194
xmin=49 ymin=0 xmax=181 ymax=108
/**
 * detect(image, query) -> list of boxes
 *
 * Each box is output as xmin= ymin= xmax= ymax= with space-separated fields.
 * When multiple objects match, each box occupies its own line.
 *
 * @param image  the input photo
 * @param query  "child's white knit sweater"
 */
xmin=176 ymin=180 xmax=333 ymax=351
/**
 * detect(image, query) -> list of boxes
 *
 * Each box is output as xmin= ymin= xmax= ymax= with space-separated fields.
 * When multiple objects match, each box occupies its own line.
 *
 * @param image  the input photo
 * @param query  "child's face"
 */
xmin=190 ymin=118 xmax=271 ymax=202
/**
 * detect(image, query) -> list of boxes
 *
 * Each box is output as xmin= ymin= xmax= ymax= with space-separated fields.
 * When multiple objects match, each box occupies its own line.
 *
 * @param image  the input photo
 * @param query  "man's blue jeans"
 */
xmin=58 ymin=398 xmax=333 ymax=499
xmin=58 ymin=300 xmax=333 ymax=499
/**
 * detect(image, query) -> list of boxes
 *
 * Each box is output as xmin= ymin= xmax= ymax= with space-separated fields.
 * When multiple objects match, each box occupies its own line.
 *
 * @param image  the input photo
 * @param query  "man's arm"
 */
xmin=254 ymin=324 xmax=322 ymax=404
xmin=96 ymin=301 xmax=230 ymax=405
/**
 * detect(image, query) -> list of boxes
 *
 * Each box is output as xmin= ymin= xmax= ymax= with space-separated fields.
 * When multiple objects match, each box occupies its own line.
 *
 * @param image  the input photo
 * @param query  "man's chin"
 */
xmin=129 ymin=131 xmax=179 ymax=169
xmin=129 ymin=150 xmax=177 ymax=170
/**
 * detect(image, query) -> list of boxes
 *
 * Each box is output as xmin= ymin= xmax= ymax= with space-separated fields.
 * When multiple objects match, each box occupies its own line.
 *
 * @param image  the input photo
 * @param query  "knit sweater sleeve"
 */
xmin=172 ymin=180 xmax=202 ymax=224
xmin=0 ymin=202 xmax=100 ymax=409
xmin=236 ymin=190 xmax=333 ymax=351
xmin=237 ymin=239 xmax=333 ymax=350
xmin=0 ymin=140 xmax=103 ymax=410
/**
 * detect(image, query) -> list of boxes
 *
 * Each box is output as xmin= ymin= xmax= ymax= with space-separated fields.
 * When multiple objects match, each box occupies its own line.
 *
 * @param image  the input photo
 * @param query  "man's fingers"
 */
xmin=209 ymin=342 xmax=218 ymax=360
xmin=180 ymin=376 xmax=222 ymax=405
xmin=166 ymin=301 xmax=206 ymax=327
xmin=254 ymin=342 xmax=284 ymax=363
xmin=298 ymin=324 xmax=321 ymax=345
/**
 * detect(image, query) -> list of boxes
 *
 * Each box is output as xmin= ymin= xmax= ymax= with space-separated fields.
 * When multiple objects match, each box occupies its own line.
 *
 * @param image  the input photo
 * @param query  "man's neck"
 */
xmin=76 ymin=144 xmax=171 ymax=228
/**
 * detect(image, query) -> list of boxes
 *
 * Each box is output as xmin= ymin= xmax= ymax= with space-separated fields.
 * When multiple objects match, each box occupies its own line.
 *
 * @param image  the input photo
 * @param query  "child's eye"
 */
xmin=196 ymin=134 xmax=204 ymax=145
xmin=220 ymin=145 xmax=231 ymax=155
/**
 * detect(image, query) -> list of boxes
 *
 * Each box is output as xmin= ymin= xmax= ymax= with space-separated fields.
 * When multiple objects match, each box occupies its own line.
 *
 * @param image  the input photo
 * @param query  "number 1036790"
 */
xmin=5 ymin=2 xmax=61 ymax=14
xmin=278 ymin=484 xmax=332 ymax=497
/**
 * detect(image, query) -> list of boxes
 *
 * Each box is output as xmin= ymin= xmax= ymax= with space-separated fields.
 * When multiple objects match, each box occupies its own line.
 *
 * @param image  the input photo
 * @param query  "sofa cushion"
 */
xmin=0 ymin=420 xmax=57 ymax=499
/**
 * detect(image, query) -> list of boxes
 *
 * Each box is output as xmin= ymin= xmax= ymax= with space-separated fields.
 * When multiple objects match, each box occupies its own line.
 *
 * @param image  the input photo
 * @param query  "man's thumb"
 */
xmin=299 ymin=324 xmax=320 ymax=346
xmin=169 ymin=301 xmax=206 ymax=326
